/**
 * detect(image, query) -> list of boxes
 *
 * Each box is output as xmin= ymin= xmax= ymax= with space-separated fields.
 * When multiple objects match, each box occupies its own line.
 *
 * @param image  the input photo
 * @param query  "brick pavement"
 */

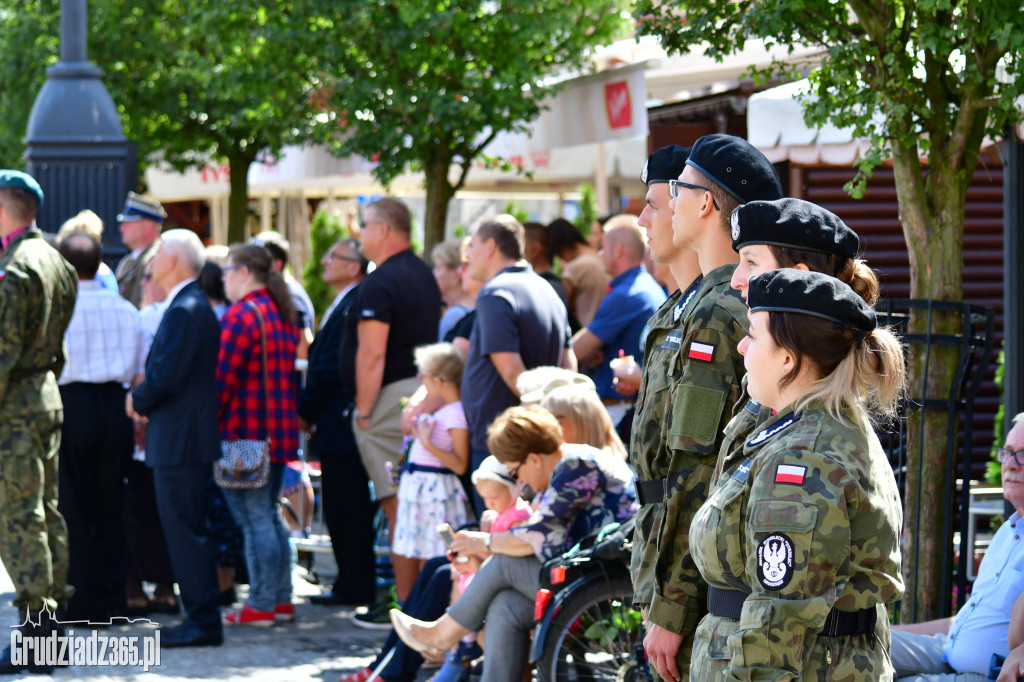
xmin=0 ymin=557 xmax=390 ymax=681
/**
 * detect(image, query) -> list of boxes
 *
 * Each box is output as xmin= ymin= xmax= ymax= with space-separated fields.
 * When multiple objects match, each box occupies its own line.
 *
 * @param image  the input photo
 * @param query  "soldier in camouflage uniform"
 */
xmin=689 ymin=269 xmax=905 ymax=681
xmin=711 ymin=198 xmax=880 ymax=487
xmin=0 ymin=171 xmax=78 ymax=664
xmin=630 ymin=136 xmax=783 ymax=682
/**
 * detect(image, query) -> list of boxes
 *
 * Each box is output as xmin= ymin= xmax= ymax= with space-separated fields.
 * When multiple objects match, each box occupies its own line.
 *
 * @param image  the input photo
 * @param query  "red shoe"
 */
xmin=222 ymin=604 xmax=275 ymax=627
xmin=339 ymin=668 xmax=373 ymax=682
xmin=275 ymin=602 xmax=296 ymax=623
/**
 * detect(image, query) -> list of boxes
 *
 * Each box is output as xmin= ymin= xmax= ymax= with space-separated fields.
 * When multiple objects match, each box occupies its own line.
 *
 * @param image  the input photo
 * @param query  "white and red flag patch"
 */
xmin=687 ymin=341 xmax=715 ymax=362
xmin=774 ymin=464 xmax=806 ymax=485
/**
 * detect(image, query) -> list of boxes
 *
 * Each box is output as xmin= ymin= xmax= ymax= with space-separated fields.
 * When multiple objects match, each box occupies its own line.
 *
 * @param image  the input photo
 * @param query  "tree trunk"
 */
xmin=227 ymin=151 xmax=255 ymax=244
xmin=422 ymin=155 xmax=456 ymax=258
xmin=891 ymin=145 xmax=967 ymax=623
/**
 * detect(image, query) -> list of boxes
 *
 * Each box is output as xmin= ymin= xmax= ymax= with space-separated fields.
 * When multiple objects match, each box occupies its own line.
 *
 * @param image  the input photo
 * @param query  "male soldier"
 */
xmin=631 ymin=137 xmax=783 ymax=682
xmin=0 ymin=170 xmax=78 ymax=674
xmin=115 ymin=192 xmax=165 ymax=307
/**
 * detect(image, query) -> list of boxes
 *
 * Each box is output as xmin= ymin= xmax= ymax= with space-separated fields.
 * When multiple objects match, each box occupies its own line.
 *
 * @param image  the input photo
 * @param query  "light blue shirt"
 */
xmin=944 ymin=510 xmax=1024 ymax=673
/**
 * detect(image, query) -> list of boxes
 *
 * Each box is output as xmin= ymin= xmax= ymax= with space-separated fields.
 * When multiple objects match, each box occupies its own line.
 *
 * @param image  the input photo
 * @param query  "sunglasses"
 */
xmin=508 ymin=461 xmax=523 ymax=482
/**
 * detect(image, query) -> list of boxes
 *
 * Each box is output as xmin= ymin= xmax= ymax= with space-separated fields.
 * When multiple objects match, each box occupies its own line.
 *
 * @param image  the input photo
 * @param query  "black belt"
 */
xmin=406 ymin=463 xmax=456 ymax=475
xmin=707 ymin=586 xmax=876 ymax=636
xmin=634 ymin=478 xmax=668 ymax=505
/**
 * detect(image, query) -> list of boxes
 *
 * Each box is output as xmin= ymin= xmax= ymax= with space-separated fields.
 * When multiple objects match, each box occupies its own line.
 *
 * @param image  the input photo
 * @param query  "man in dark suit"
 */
xmin=127 ymin=229 xmax=222 ymax=647
xmin=298 ymin=238 xmax=377 ymax=606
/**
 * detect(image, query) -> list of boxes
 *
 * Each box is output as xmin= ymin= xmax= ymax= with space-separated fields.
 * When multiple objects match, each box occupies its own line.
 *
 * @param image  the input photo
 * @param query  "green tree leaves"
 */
xmin=319 ymin=0 xmax=630 ymax=253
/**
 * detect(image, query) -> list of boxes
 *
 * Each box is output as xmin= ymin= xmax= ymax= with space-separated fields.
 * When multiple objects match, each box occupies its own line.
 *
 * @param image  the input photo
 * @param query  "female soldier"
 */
xmin=689 ymin=269 xmax=905 ymax=681
xmin=716 ymin=198 xmax=881 ymax=481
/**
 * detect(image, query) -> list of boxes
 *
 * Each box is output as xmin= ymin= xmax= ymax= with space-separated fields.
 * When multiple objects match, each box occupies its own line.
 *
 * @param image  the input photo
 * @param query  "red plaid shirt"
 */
xmin=216 ymin=290 xmax=300 ymax=462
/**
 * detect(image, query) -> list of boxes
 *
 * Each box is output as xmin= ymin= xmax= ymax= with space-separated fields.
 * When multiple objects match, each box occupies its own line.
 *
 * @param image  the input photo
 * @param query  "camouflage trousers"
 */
xmin=0 ymin=411 xmax=72 ymax=611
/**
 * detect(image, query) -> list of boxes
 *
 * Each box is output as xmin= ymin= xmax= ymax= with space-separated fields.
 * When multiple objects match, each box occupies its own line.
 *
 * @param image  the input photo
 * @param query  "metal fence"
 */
xmin=876 ymin=299 xmax=995 ymax=620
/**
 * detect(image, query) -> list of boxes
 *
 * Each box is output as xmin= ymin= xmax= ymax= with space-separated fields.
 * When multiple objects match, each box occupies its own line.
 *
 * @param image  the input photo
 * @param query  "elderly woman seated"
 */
xmin=390 ymin=405 xmax=638 ymax=682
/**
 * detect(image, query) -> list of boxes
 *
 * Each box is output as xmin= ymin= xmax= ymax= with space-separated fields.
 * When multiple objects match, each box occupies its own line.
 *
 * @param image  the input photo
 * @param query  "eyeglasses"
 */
xmin=221 ymin=264 xmax=244 ymax=274
xmin=669 ymin=179 xmax=720 ymax=211
xmin=323 ymin=251 xmax=361 ymax=264
xmin=997 ymin=448 xmax=1024 ymax=467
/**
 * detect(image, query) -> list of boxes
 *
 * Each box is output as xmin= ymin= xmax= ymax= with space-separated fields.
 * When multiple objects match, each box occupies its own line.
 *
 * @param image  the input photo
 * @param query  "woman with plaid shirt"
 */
xmin=216 ymin=243 xmax=301 ymax=627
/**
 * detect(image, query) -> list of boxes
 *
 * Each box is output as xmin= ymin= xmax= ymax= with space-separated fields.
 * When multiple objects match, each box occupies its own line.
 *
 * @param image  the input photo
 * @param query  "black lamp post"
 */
xmin=23 ymin=0 xmax=136 ymax=260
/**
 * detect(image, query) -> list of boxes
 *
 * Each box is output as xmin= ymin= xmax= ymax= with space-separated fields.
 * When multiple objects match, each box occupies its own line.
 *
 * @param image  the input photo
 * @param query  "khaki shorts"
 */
xmin=352 ymin=376 xmax=421 ymax=500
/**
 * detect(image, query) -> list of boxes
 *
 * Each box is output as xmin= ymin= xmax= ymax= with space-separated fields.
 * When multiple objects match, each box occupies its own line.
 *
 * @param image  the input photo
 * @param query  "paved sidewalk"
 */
xmin=0 ymin=557 xmax=389 ymax=681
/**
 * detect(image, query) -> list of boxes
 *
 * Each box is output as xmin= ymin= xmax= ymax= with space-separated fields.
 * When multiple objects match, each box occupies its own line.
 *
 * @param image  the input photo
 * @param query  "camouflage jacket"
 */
xmin=710 ymin=376 xmax=773 ymax=489
xmin=629 ymin=265 xmax=747 ymax=635
xmin=0 ymin=228 xmax=78 ymax=416
xmin=689 ymin=404 xmax=904 ymax=681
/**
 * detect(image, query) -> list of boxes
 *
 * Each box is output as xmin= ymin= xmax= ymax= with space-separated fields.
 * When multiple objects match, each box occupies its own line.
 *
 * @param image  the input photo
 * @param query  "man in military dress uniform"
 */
xmin=630 ymin=136 xmax=784 ymax=682
xmin=0 ymin=170 xmax=78 ymax=674
xmin=115 ymin=192 xmax=165 ymax=307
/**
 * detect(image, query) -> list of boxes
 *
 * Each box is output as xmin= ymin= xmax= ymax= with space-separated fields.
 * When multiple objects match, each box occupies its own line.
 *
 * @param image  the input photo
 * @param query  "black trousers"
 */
xmin=152 ymin=461 xmax=221 ymax=629
xmin=317 ymin=415 xmax=377 ymax=601
xmin=58 ymin=382 xmax=133 ymax=621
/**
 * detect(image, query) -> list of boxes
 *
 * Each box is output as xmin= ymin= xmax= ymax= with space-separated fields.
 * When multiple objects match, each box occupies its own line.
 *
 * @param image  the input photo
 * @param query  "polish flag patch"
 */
xmin=775 ymin=464 xmax=806 ymax=485
xmin=687 ymin=341 xmax=715 ymax=362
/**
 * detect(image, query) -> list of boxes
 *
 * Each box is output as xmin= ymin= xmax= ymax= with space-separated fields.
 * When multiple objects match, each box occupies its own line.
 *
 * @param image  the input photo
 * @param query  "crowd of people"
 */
xmin=0 ymin=126 xmax=1021 ymax=682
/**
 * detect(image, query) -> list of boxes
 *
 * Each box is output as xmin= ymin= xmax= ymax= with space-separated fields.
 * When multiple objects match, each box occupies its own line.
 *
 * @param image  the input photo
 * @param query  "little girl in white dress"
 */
xmin=392 ymin=343 xmax=472 ymax=578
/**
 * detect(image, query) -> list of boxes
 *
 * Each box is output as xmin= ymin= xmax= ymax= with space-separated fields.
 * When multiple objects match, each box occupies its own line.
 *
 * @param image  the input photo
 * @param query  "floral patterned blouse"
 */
xmin=511 ymin=444 xmax=638 ymax=560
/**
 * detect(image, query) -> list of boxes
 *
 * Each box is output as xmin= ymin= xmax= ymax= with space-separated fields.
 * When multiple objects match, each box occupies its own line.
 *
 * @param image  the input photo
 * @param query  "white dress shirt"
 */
xmin=319 ymin=282 xmax=358 ymax=331
xmin=59 ymin=280 xmax=143 ymax=385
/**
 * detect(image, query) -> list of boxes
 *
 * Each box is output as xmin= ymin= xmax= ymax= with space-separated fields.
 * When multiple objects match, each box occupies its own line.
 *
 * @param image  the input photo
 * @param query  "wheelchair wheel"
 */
xmin=536 ymin=576 xmax=644 ymax=682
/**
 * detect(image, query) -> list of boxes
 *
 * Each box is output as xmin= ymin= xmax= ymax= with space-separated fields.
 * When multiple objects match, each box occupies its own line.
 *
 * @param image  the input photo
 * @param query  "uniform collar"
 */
xmin=0 ymin=226 xmax=33 ymax=251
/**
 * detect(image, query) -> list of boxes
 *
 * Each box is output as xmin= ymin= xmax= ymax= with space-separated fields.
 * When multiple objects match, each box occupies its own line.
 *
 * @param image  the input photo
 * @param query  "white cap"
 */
xmin=471 ymin=456 xmax=519 ymax=494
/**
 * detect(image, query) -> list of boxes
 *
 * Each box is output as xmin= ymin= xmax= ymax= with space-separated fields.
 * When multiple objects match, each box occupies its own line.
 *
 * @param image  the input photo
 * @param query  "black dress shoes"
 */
xmin=309 ymin=590 xmax=366 ymax=606
xmin=160 ymin=620 xmax=223 ymax=648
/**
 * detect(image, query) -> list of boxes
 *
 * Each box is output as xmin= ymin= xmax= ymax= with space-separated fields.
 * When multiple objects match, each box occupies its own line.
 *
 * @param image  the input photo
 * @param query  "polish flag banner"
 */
xmin=687 ymin=342 xmax=715 ymax=362
xmin=775 ymin=464 xmax=806 ymax=485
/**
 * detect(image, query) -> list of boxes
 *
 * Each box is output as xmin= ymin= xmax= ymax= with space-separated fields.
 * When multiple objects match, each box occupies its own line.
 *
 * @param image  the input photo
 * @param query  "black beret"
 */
xmin=641 ymin=145 xmax=691 ymax=186
xmin=747 ymin=269 xmax=876 ymax=331
xmin=686 ymin=134 xmax=783 ymax=204
xmin=0 ymin=170 xmax=43 ymax=207
xmin=731 ymin=198 xmax=859 ymax=258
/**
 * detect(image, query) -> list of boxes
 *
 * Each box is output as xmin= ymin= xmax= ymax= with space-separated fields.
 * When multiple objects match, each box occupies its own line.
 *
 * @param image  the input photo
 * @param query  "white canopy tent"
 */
xmin=746 ymin=79 xmax=874 ymax=165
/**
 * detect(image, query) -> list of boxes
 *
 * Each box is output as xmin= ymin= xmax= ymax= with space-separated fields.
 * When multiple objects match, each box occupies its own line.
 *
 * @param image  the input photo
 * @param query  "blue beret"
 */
xmin=748 ymin=269 xmax=875 ymax=331
xmin=0 ymin=170 xmax=43 ymax=207
xmin=686 ymin=134 xmax=783 ymax=204
xmin=731 ymin=198 xmax=859 ymax=258
xmin=117 ymin=192 xmax=166 ymax=223
xmin=641 ymin=145 xmax=691 ymax=186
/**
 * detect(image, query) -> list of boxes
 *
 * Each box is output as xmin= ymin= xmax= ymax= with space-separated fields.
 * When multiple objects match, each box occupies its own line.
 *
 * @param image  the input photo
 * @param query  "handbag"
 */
xmin=215 ymin=301 xmax=272 ymax=490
